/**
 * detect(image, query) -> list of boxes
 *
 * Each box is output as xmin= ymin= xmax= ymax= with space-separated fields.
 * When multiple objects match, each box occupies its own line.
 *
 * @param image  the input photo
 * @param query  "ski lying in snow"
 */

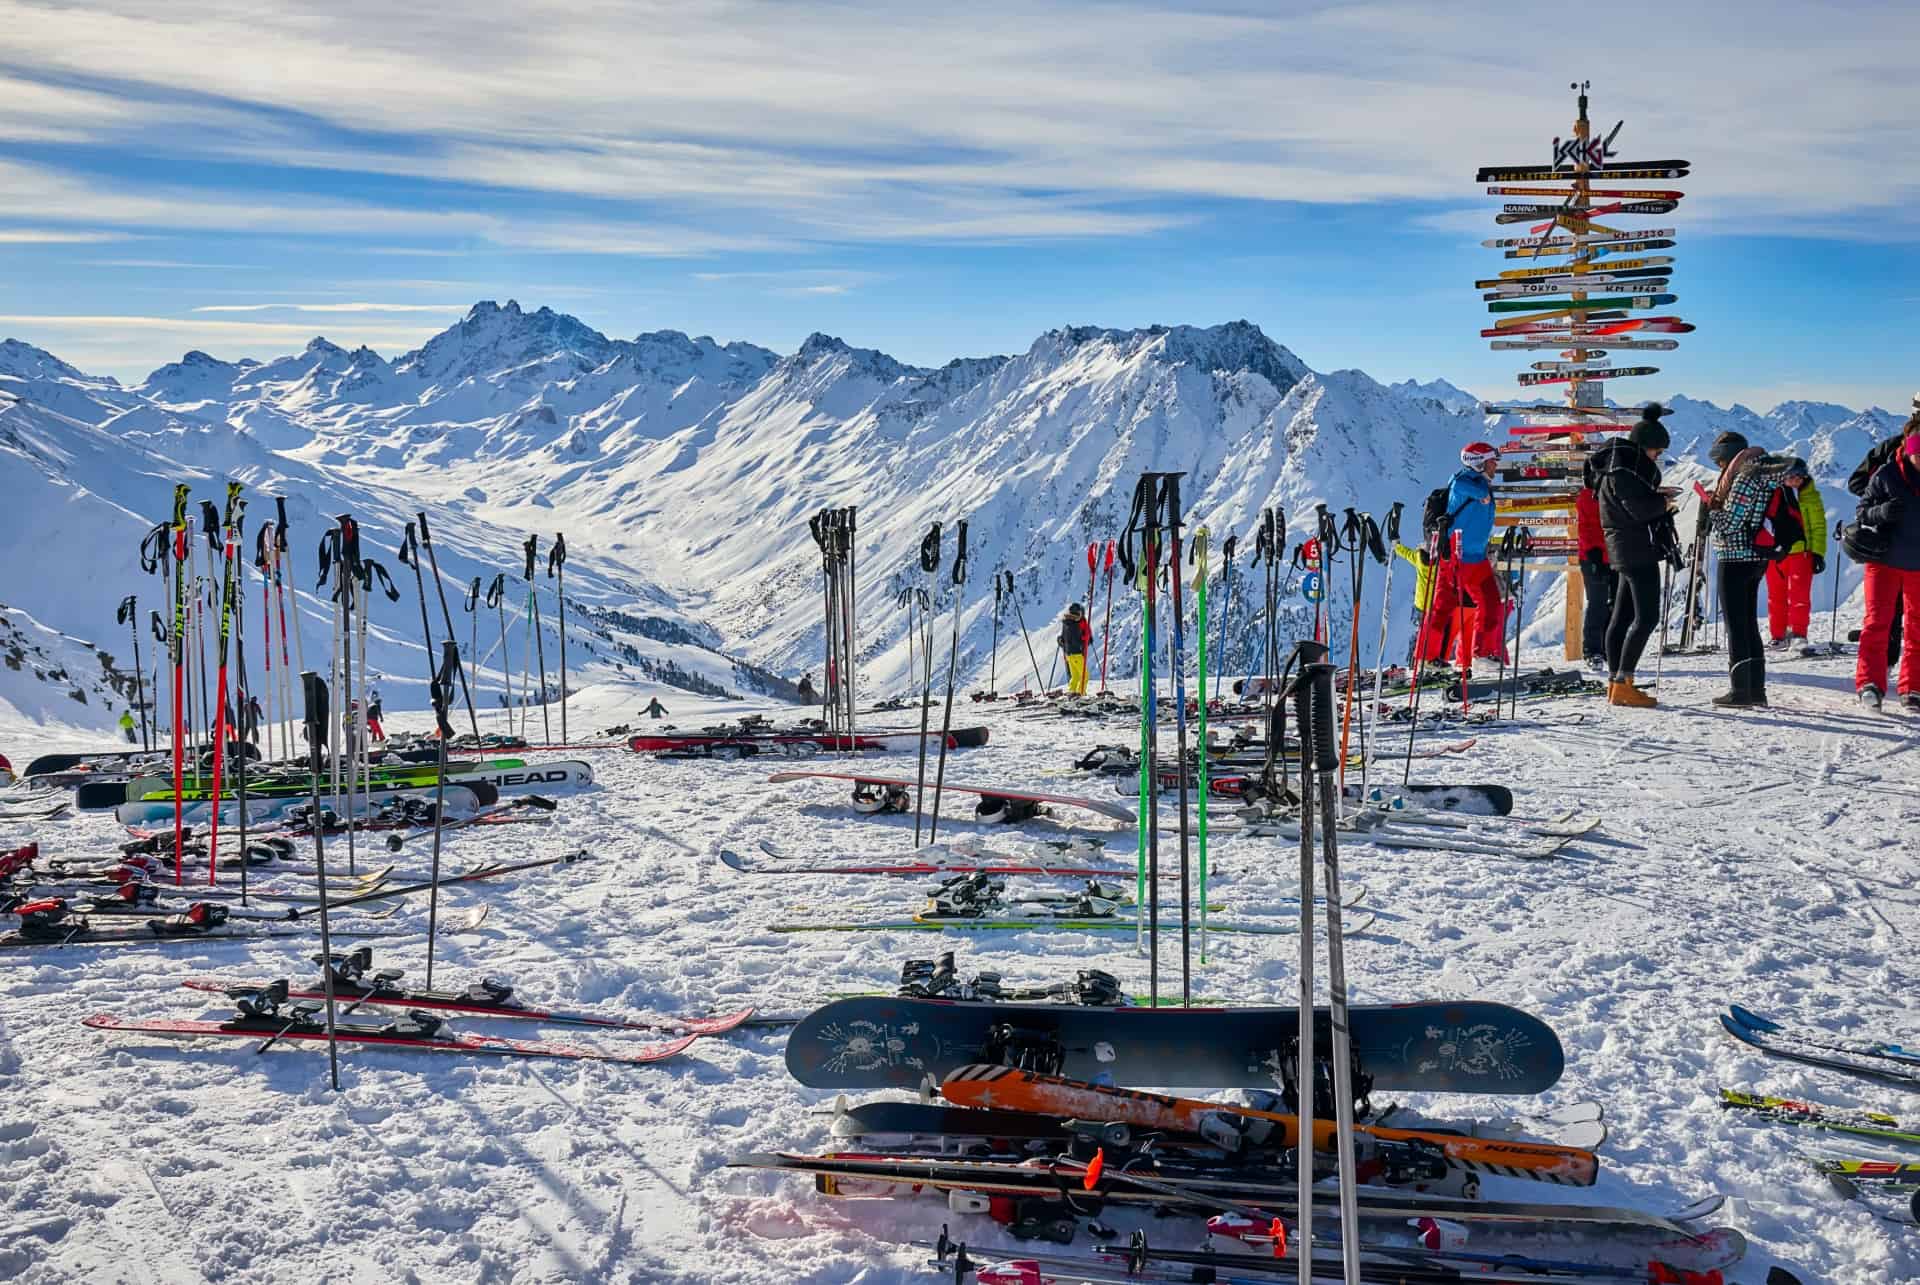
xmin=937 ymin=1064 xmax=1599 ymax=1185
xmin=114 ymin=782 xmax=496 ymax=830
xmin=1719 ymin=1087 xmax=1920 ymax=1145
xmin=733 ymin=842 xmax=1136 ymax=879
xmin=629 ymin=726 xmax=986 ymax=754
xmin=729 ymin=1152 xmax=1692 ymax=1232
xmin=1372 ymin=1098 xmax=1608 ymax=1152
xmin=1721 ymin=1005 xmax=1920 ymax=1086
xmin=1240 ymin=815 xmax=1570 ymax=860
xmin=2 ymin=920 xmax=417 ymax=950
xmin=766 ymin=771 xmax=1136 ymax=825
xmin=181 ymin=953 xmax=754 ymax=1036
xmin=767 ymin=912 xmax=1363 ymax=937
xmin=785 ymin=995 xmax=1563 ymax=1092
xmin=86 ymin=757 xmax=525 ymax=807
xmin=84 ymin=1011 xmax=696 ymax=1065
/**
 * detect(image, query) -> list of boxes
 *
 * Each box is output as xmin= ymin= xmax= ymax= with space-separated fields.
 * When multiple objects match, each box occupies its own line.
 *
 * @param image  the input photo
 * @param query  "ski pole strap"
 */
xmin=1315 ymin=503 xmax=1337 ymax=555
xmin=361 ymin=560 xmax=401 ymax=603
xmin=485 ymin=573 xmax=506 ymax=610
xmin=920 ymin=522 xmax=942 ymax=574
xmin=950 ymin=520 xmax=968 ymax=585
xmin=464 ymin=577 xmax=480 ymax=612
xmin=337 ymin=515 xmax=363 ymax=574
xmin=301 ymin=671 xmax=329 ymax=770
xmin=1384 ymin=499 xmax=1404 ymax=547
xmin=807 ymin=511 xmax=826 ymax=554
xmin=522 ymin=534 xmax=537 ymax=581
xmin=548 ymin=533 xmax=566 ymax=577
xmin=200 ymin=500 xmax=222 ymax=550
xmin=430 ymin=640 xmax=459 ymax=738
xmin=316 ymin=528 xmax=341 ymax=592
xmin=274 ymin=496 xmax=290 ymax=553
xmin=253 ymin=522 xmax=272 ymax=572
xmin=1363 ymin=513 xmax=1386 ymax=565
xmin=150 ymin=611 xmax=167 ymax=644
xmin=117 ymin=594 xmax=136 ymax=626
xmin=139 ymin=523 xmax=169 ymax=574
xmin=397 ymin=522 xmax=420 ymax=571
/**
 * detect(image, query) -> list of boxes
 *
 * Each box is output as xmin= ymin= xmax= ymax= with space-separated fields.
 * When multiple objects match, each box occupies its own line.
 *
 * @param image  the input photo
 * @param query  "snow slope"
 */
xmin=1 ymin=616 xmax=1916 ymax=1282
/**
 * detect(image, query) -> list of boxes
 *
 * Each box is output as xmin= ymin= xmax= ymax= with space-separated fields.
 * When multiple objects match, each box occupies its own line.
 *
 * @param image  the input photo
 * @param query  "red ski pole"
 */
xmin=1100 ymin=539 xmax=1116 ymax=693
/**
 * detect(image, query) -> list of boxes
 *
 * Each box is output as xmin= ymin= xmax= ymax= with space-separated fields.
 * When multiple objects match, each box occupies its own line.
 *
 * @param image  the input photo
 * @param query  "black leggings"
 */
xmin=1720 ymin=559 xmax=1769 ymax=696
xmin=1605 ymin=563 xmax=1660 ymax=678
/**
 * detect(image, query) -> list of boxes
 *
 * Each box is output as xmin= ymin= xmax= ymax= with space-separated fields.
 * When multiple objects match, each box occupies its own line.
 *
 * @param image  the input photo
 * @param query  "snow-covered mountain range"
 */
xmin=0 ymin=301 xmax=1901 ymax=728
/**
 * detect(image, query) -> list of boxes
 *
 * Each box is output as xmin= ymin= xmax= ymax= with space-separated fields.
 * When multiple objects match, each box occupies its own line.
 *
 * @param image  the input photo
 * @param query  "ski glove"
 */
xmin=1810 ymin=553 xmax=1826 ymax=575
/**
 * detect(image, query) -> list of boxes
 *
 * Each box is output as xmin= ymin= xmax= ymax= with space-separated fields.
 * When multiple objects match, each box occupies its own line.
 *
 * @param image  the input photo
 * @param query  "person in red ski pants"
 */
xmin=1421 ymin=545 xmax=1503 ymax=668
xmin=1856 ymin=432 xmax=1920 ymax=710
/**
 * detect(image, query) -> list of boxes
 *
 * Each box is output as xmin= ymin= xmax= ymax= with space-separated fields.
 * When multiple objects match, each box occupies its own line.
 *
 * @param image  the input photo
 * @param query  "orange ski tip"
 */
xmin=1084 ymin=1149 xmax=1104 ymax=1188
xmin=1268 ymin=1219 xmax=1286 ymax=1257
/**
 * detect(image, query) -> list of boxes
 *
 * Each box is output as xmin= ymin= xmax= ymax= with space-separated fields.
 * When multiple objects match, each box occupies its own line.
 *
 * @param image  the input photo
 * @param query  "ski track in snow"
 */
xmin=2 ymin=646 xmax=1918 ymax=1284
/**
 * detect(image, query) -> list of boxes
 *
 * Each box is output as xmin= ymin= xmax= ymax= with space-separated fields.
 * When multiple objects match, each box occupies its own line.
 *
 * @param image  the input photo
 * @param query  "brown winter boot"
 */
xmin=1609 ymin=676 xmax=1657 ymax=708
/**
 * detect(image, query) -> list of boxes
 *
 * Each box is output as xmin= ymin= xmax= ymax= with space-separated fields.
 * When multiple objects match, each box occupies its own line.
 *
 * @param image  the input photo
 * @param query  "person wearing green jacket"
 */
xmin=118 ymin=709 xmax=136 ymax=744
xmin=1766 ymin=472 xmax=1826 ymax=647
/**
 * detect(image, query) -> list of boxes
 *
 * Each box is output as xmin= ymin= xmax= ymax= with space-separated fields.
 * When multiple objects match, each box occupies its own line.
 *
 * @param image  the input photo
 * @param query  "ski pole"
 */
xmin=1100 ymin=538 xmax=1115 ymax=694
xmin=423 ymin=639 xmax=458 ymax=988
xmin=913 ymin=522 xmax=942 ymax=845
xmin=548 ymin=533 xmax=568 ymax=746
xmin=117 ymin=595 xmax=148 ymax=752
xmin=207 ymin=482 xmax=244 ymax=885
xmin=251 ymin=526 xmax=275 ymax=759
xmin=298 ymin=669 xmax=343 ymax=1090
xmin=486 ymin=573 xmax=511 ymax=734
xmin=1401 ymin=534 xmax=1445 ymax=787
xmin=1162 ymin=474 xmax=1193 ymax=1002
xmin=1285 ymin=643 xmax=1318 ymax=1285
xmin=926 ymin=521 xmax=968 ymax=844
xmin=463 ymin=576 xmax=482 ymax=720
xmin=1116 ymin=483 xmax=1153 ymax=971
xmin=274 ymin=499 xmax=302 ymax=761
xmin=987 ymin=570 xmax=1002 ymax=697
xmin=808 ymin=513 xmax=834 ymax=727
xmin=1335 ymin=508 xmax=1370 ymax=788
xmin=415 ymin=513 xmax=481 ymax=742
xmin=1007 ymin=571 xmax=1045 ymax=693
xmin=1360 ymin=502 xmax=1403 ymax=798
xmin=1213 ymin=533 xmax=1236 ymax=699
xmin=1190 ymin=526 xmax=1212 ymax=964
xmin=1828 ymin=517 xmax=1845 ymax=653
xmin=1507 ymin=527 xmax=1532 ymax=721
xmin=1083 ymin=541 xmax=1098 ymax=697
xmin=168 ymin=485 xmax=190 ymax=884
xmin=396 ymin=522 xmax=441 ymax=722
xmin=523 ymin=535 xmax=551 ymax=745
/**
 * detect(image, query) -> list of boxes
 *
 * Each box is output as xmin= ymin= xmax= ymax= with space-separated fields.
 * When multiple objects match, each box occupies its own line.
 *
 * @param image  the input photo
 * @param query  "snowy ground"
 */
xmin=2 ymin=635 xmax=1918 ymax=1285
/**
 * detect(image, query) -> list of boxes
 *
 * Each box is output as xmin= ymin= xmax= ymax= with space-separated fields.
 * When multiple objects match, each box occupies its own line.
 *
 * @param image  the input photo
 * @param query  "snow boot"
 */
xmin=1713 ymin=690 xmax=1758 ymax=708
xmin=1609 ymin=678 xmax=1657 ymax=709
xmin=1905 ymin=692 xmax=1920 ymax=714
xmin=1861 ymin=686 xmax=1883 ymax=711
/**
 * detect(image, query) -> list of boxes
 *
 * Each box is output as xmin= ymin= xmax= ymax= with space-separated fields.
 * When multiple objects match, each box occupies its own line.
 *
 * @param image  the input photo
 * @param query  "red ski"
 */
xmin=85 ymin=1012 xmax=698 ymax=1064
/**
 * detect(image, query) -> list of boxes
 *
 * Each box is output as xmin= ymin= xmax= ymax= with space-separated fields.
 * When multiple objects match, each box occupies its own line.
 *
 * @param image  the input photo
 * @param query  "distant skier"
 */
xmin=1854 ymin=424 xmax=1920 ymax=711
xmin=1420 ymin=442 xmax=1501 ymax=673
xmin=1585 ymin=405 xmax=1672 ymax=708
xmin=240 ymin=694 xmax=262 ymax=747
xmin=1574 ymin=470 xmax=1615 ymax=672
xmin=1058 ymin=604 xmax=1092 ymax=696
xmin=366 ymin=688 xmax=386 ymax=743
xmin=1767 ymin=472 xmax=1826 ymax=648
xmin=797 ymin=673 xmax=817 ymax=704
xmin=1850 ymin=410 xmax=1919 ymax=682
xmin=642 ymin=697 xmax=669 ymax=719
xmin=118 ymin=709 xmax=137 ymax=744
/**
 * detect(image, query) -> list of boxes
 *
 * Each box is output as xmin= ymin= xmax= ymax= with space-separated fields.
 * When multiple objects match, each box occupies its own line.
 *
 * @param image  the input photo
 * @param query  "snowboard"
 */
xmin=784 ymin=995 xmax=1564 ymax=1093
xmin=766 ymin=771 xmax=1136 ymax=825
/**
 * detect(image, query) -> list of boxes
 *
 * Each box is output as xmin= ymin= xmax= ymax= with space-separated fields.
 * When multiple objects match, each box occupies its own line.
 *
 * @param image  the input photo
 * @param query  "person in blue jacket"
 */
xmin=1419 ymin=442 xmax=1504 ymax=670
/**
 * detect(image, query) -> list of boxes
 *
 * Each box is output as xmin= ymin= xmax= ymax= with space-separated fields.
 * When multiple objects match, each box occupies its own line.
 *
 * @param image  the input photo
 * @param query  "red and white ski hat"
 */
xmin=1460 ymin=441 xmax=1499 ymax=467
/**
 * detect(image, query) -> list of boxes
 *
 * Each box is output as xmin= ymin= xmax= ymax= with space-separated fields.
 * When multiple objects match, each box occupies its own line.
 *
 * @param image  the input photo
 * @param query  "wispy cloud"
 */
xmin=190 ymin=302 xmax=467 ymax=314
xmin=0 ymin=228 xmax=129 ymax=244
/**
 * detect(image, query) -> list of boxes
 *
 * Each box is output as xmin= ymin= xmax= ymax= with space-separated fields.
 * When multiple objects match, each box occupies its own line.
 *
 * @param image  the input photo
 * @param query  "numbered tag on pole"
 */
xmin=1301 ymin=538 xmax=1321 ymax=570
xmin=1302 ymin=571 xmax=1325 ymax=603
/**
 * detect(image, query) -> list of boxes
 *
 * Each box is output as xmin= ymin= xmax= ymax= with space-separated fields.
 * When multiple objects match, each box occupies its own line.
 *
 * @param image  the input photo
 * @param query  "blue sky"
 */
xmin=1 ymin=1 xmax=1915 ymax=410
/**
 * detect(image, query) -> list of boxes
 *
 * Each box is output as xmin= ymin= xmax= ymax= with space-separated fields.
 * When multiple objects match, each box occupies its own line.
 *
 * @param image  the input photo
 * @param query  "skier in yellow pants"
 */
xmin=1059 ymin=603 xmax=1092 ymax=696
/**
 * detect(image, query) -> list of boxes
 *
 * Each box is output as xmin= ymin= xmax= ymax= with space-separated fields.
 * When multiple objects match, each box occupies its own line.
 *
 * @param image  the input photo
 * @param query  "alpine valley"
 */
xmin=0 ymin=302 xmax=1901 ymax=731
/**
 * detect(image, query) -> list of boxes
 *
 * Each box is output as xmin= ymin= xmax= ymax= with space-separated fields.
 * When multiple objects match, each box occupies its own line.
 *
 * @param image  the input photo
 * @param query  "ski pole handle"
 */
xmin=464 ymin=577 xmax=481 ymax=612
xmin=397 ymin=522 xmax=419 ymax=570
xmin=523 ymin=534 xmax=537 ymax=581
xmin=416 ymin=511 xmax=434 ymax=546
xmin=548 ymin=533 xmax=566 ymax=577
xmin=920 ymin=523 xmax=942 ymax=574
xmin=301 ymin=672 xmax=329 ymax=774
xmin=951 ymin=521 xmax=968 ymax=586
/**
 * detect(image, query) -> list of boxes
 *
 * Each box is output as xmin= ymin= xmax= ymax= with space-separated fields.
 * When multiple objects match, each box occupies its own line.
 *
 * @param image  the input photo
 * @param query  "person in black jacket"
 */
xmin=1855 ymin=427 xmax=1920 ymax=710
xmin=1585 ymin=405 xmax=1674 ymax=707
xmin=1852 ymin=412 xmax=1920 ymax=677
